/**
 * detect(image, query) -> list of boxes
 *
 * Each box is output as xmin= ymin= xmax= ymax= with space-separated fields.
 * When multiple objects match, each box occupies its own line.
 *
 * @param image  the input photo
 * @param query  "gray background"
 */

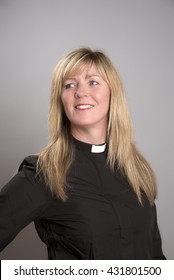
xmin=0 ymin=0 xmax=173 ymax=259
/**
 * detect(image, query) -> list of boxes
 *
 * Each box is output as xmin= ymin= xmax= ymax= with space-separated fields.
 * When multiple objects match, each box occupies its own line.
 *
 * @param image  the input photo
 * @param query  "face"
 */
xmin=61 ymin=64 xmax=110 ymax=136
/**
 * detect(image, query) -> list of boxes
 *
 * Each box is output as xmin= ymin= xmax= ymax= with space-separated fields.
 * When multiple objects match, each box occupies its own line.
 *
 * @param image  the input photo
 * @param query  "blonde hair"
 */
xmin=37 ymin=47 xmax=157 ymax=204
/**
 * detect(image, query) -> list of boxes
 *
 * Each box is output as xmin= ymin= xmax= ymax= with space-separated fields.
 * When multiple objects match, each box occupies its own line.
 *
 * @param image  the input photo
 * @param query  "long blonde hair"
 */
xmin=37 ymin=47 xmax=157 ymax=204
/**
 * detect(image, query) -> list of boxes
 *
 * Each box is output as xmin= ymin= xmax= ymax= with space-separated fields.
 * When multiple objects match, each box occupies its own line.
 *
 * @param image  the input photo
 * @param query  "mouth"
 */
xmin=75 ymin=104 xmax=94 ymax=110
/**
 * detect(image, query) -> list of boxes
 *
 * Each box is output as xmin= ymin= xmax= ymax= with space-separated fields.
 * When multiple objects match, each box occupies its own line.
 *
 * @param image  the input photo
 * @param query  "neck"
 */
xmin=71 ymin=126 xmax=107 ymax=145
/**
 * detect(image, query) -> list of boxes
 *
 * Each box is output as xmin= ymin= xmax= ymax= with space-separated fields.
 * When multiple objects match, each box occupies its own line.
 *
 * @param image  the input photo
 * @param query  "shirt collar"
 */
xmin=72 ymin=137 xmax=106 ymax=153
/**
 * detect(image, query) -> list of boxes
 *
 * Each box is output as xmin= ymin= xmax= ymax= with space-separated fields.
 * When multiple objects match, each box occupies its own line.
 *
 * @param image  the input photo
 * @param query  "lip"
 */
xmin=74 ymin=104 xmax=94 ymax=110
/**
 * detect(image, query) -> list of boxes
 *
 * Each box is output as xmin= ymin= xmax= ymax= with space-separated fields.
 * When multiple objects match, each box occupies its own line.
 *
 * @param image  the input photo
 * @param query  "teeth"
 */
xmin=75 ymin=105 xmax=93 ymax=109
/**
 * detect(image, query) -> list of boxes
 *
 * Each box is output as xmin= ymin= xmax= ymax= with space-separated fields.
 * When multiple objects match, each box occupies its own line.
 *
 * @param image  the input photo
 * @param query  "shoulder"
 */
xmin=18 ymin=155 xmax=38 ymax=172
xmin=1 ymin=155 xmax=53 ymax=205
xmin=17 ymin=155 xmax=47 ymax=193
xmin=0 ymin=155 xmax=53 ymax=227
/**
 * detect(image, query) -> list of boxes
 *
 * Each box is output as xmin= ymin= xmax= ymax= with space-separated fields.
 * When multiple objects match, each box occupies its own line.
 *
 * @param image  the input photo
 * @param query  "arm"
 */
xmin=0 ymin=156 xmax=51 ymax=251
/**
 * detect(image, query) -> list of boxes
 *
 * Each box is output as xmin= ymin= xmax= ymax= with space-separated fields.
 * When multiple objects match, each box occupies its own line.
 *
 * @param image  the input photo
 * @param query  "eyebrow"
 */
xmin=64 ymin=74 xmax=100 ymax=81
xmin=64 ymin=77 xmax=76 ymax=81
xmin=86 ymin=74 xmax=100 ymax=78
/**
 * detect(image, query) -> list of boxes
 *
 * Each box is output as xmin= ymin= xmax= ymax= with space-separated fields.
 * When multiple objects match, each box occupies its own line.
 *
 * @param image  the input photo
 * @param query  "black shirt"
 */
xmin=0 ymin=138 xmax=165 ymax=259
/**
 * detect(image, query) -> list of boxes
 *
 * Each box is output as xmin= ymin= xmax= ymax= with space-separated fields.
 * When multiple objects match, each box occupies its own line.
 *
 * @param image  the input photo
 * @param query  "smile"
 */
xmin=75 ymin=104 xmax=94 ymax=109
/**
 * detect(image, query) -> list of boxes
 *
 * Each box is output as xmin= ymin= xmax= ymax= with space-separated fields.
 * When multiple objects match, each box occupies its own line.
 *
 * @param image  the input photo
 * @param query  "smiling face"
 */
xmin=61 ymin=64 xmax=111 ymax=140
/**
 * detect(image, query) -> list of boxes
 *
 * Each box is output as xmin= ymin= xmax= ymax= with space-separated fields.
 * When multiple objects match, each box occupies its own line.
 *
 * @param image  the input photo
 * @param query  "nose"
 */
xmin=74 ymin=83 xmax=88 ymax=98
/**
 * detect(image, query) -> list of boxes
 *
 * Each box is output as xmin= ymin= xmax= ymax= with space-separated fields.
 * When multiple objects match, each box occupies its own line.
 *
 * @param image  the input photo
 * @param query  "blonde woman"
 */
xmin=0 ymin=47 xmax=165 ymax=259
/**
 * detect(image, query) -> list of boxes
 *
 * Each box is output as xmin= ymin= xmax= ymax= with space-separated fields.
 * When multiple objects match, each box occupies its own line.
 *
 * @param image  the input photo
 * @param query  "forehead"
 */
xmin=65 ymin=63 xmax=102 ymax=79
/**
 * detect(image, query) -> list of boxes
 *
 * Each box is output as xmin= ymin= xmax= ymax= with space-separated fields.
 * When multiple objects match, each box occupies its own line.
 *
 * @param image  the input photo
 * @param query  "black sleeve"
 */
xmin=152 ymin=204 xmax=166 ymax=259
xmin=0 ymin=156 xmax=51 ymax=252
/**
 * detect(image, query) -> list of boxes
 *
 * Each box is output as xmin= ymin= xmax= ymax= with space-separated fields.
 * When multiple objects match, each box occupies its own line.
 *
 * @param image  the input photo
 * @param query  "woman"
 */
xmin=0 ymin=47 xmax=166 ymax=259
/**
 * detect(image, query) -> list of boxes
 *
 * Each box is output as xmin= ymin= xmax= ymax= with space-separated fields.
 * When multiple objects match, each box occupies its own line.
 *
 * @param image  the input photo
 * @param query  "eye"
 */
xmin=89 ymin=80 xmax=99 ymax=86
xmin=64 ymin=83 xmax=76 ymax=89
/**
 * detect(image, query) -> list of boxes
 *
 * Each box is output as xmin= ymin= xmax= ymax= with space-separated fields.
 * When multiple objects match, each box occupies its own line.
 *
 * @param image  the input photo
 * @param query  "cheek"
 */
xmin=102 ymin=91 xmax=111 ymax=109
xmin=61 ymin=96 xmax=69 ymax=118
xmin=61 ymin=92 xmax=74 ymax=106
xmin=61 ymin=92 xmax=67 ymax=106
xmin=61 ymin=95 xmax=70 ymax=112
xmin=61 ymin=95 xmax=74 ymax=120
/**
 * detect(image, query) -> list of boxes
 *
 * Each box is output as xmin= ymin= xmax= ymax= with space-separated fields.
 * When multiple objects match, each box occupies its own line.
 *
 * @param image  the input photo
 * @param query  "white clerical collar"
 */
xmin=91 ymin=143 xmax=106 ymax=153
xmin=73 ymin=137 xmax=106 ymax=153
